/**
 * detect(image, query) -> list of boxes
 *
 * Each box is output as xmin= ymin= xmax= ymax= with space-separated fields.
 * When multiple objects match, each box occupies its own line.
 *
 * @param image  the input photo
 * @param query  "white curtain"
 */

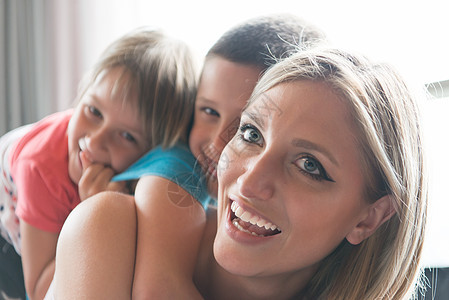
xmin=0 ymin=0 xmax=82 ymax=136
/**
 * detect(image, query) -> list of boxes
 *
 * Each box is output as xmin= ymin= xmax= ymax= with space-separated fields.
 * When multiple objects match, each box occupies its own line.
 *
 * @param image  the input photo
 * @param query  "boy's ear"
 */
xmin=346 ymin=195 xmax=396 ymax=245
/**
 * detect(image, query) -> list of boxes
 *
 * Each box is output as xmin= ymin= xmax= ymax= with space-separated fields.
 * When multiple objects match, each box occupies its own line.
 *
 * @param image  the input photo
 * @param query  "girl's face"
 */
xmin=214 ymin=80 xmax=371 ymax=283
xmin=67 ymin=67 xmax=151 ymax=184
xmin=189 ymin=57 xmax=262 ymax=198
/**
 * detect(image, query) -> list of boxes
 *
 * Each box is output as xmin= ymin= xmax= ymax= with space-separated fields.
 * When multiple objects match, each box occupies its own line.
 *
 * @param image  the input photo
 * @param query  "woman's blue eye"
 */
xmin=240 ymin=124 xmax=262 ymax=145
xmin=301 ymin=158 xmax=319 ymax=174
xmin=296 ymin=156 xmax=334 ymax=182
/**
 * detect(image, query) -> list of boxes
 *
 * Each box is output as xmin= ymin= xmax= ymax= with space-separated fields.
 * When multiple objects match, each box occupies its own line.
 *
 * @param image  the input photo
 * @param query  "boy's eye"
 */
xmin=201 ymin=107 xmax=219 ymax=117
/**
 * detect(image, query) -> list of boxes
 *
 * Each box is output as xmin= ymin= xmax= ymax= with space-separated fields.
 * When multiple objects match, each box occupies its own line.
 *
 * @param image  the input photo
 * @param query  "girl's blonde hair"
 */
xmin=248 ymin=48 xmax=428 ymax=299
xmin=77 ymin=28 xmax=198 ymax=148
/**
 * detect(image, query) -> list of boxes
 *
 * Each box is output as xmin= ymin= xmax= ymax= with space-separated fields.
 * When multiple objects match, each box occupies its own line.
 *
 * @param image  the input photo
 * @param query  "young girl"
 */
xmin=50 ymin=14 xmax=326 ymax=299
xmin=0 ymin=28 xmax=198 ymax=300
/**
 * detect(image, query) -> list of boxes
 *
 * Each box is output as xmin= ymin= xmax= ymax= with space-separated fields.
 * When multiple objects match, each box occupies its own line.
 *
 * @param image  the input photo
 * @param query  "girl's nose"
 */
xmin=83 ymin=128 xmax=109 ymax=161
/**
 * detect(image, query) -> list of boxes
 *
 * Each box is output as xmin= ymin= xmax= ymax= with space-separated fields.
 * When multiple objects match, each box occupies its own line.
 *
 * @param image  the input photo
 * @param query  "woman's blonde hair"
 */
xmin=248 ymin=48 xmax=428 ymax=299
xmin=76 ymin=28 xmax=198 ymax=148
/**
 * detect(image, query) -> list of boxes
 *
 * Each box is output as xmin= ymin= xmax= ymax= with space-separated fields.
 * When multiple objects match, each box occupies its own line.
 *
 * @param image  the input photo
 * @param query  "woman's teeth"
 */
xmin=232 ymin=219 xmax=264 ymax=237
xmin=230 ymin=201 xmax=281 ymax=236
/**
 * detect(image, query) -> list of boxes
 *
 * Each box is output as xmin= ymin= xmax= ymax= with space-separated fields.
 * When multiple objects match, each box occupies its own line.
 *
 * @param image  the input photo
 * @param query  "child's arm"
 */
xmin=132 ymin=175 xmax=206 ymax=299
xmin=20 ymin=221 xmax=58 ymax=300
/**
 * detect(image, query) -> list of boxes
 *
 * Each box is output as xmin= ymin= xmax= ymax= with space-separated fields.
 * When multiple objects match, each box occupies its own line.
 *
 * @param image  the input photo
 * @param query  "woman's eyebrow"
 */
xmin=291 ymin=138 xmax=339 ymax=167
xmin=241 ymin=111 xmax=266 ymax=130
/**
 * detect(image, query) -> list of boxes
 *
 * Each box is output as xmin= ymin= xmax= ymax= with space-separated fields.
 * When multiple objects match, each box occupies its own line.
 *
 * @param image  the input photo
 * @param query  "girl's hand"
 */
xmin=78 ymin=152 xmax=128 ymax=201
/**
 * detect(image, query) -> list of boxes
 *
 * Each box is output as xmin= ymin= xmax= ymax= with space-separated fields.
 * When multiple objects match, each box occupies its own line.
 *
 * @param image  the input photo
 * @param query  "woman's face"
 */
xmin=214 ymin=80 xmax=371 ymax=281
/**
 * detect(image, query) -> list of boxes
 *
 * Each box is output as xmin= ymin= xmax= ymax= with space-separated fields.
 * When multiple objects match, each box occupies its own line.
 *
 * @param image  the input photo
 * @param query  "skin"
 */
xmin=21 ymin=67 xmax=151 ymax=300
xmin=189 ymin=56 xmax=262 ymax=198
xmin=131 ymin=57 xmax=263 ymax=298
xmin=194 ymin=80 xmax=394 ymax=299
xmin=67 ymin=67 xmax=150 ymax=189
xmin=51 ymin=80 xmax=394 ymax=300
xmin=51 ymin=57 xmax=263 ymax=299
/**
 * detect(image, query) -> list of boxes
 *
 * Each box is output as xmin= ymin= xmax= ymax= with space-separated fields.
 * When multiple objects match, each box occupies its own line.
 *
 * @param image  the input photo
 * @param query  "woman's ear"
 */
xmin=346 ymin=195 xmax=396 ymax=245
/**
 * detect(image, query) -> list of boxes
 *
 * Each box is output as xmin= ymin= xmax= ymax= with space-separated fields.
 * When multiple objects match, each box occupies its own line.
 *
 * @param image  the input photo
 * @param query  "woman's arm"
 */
xmin=20 ymin=221 xmax=57 ymax=300
xmin=53 ymin=192 xmax=137 ymax=299
xmin=132 ymin=175 xmax=206 ymax=299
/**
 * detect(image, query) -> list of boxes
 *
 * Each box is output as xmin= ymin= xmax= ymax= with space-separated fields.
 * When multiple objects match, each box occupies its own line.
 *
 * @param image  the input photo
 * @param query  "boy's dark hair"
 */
xmin=207 ymin=14 xmax=326 ymax=70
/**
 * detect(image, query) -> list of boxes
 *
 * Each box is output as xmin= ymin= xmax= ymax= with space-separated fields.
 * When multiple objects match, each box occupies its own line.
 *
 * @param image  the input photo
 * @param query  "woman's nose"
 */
xmin=237 ymin=153 xmax=276 ymax=201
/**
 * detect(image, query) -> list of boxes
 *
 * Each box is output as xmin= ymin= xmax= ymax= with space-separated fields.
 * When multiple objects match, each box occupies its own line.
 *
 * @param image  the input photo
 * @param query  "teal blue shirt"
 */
xmin=112 ymin=143 xmax=210 ymax=209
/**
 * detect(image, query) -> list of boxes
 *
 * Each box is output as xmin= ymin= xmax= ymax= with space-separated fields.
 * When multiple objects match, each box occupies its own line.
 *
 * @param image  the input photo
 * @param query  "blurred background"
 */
xmin=1 ymin=0 xmax=448 ymax=268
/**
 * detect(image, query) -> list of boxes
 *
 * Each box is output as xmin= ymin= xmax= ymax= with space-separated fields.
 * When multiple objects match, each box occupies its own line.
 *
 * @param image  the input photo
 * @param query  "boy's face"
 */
xmin=67 ymin=67 xmax=151 ymax=184
xmin=189 ymin=57 xmax=262 ymax=198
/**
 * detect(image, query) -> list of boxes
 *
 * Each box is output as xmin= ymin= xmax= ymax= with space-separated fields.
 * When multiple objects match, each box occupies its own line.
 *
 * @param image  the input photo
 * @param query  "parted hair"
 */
xmin=207 ymin=13 xmax=326 ymax=71
xmin=248 ymin=48 xmax=428 ymax=300
xmin=77 ymin=28 xmax=198 ymax=148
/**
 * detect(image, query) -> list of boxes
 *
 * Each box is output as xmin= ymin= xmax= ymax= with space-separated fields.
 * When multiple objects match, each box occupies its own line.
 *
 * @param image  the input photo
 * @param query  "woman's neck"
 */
xmin=208 ymin=261 xmax=309 ymax=300
xmin=195 ymin=207 xmax=310 ymax=300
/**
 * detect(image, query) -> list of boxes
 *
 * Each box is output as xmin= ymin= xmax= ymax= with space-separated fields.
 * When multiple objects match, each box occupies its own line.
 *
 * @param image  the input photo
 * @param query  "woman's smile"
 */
xmin=229 ymin=199 xmax=281 ymax=238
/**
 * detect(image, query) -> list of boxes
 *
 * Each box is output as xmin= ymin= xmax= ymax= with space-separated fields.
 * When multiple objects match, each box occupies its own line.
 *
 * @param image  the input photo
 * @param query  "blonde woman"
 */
xmin=199 ymin=48 xmax=427 ymax=299
xmin=52 ymin=47 xmax=427 ymax=299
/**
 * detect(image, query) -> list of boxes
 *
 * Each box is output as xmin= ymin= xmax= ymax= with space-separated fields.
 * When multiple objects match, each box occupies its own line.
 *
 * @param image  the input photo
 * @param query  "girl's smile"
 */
xmin=67 ymin=67 xmax=150 ymax=184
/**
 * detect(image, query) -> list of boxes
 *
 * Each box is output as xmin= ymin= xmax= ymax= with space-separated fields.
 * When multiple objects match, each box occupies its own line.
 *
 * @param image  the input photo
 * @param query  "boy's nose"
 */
xmin=211 ymin=119 xmax=240 ymax=156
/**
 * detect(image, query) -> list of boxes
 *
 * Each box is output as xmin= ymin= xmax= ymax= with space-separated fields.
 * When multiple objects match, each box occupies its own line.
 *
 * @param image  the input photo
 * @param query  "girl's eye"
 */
xmin=201 ymin=107 xmax=219 ymax=117
xmin=88 ymin=105 xmax=102 ymax=118
xmin=296 ymin=156 xmax=334 ymax=182
xmin=121 ymin=132 xmax=137 ymax=144
xmin=239 ymin=124 xmax=263 ymax=146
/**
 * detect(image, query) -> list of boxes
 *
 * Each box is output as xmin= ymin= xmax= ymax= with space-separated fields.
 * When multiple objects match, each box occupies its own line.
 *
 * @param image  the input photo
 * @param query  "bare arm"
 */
xmin=132 ymin=175 xmax=206 ymax=299
xmin=20 ymin=221 xmax=57 ymax=300
xmin=53 ymin=192 xmax=137 ymax=299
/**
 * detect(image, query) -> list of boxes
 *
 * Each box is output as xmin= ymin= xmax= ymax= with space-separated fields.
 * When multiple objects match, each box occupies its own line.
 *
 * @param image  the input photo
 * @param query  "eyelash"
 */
xmin=238 ymin=123 xmax=262 ymax=146
xmin=296 ymin=155 xmax=334 ymax=182
xmin=200 ymin=107 xmax=219 ymax=117
xmin=238 ymin=123 xmax=334 ymax=182
xmin=88 ymin=105 xmax=102 ymax=118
